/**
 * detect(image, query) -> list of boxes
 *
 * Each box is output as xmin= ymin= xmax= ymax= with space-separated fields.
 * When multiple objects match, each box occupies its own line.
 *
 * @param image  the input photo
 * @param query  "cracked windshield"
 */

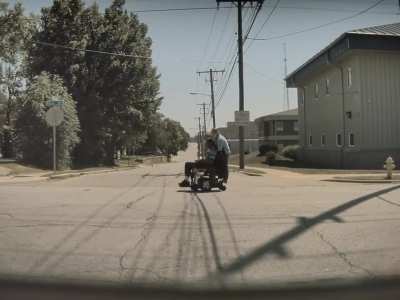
xmin=0 ymin=0 xmax=400 ymax=294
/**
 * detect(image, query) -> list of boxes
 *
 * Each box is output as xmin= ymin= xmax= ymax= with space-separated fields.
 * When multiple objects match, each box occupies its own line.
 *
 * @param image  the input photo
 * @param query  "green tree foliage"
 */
xmin=143 ymin=114 xmax=189 ymax=159
xmin=15 ymin=72 xmax=80 ymax=169
xmin=0 ymin=2 xmax=35 ymax=63
xmin=0 ymin=1 xmax=35 ymax=158
xmin=0 ymin=66 xmax=24 ymax=157
xmin=26 ymin=0 xmax=162 ymax=165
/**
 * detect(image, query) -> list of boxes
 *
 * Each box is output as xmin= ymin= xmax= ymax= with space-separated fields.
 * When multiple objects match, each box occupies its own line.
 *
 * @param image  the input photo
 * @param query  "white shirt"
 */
xmin=215 ymin=134 xmax=231 ymax=155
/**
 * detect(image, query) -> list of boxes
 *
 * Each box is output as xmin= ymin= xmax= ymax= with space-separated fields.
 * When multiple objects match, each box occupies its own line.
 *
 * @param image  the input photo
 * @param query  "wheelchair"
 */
xmin=189 ymin=166 xmax=226 ymax=192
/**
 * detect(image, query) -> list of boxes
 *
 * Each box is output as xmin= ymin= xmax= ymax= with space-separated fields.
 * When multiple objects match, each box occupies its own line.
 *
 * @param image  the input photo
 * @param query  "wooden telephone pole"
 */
xmin=197 ymin=68 xmax=224 ymax=129
xmin=216 ymin=0 xmax=264 ymax=169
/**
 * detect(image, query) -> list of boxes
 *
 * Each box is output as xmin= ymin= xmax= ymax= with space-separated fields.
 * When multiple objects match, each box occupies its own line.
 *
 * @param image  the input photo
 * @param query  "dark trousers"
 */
xmin=215 ymin=151 xmax=229 ymax=181
xmin=185 ymin=159 xmax=214 ymax=177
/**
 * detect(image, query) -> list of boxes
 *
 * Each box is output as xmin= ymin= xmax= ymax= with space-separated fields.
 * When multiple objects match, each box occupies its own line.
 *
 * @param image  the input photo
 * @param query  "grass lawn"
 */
xmin=229 ymin=152 xmax=397 ymax=175
xmin=0 ymin=162 xmax=47 ymax=175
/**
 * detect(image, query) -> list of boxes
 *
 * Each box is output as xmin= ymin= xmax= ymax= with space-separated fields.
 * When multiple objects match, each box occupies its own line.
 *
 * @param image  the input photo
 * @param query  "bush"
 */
xmin=15 ymin=73 xmax=80 ymax=169
xmin=281 ymin=145 xmax=301 ymax=161
xmin=265 ymin=151 xmax=276 ymax=165
xmin=258 ymin=144 xmax=278 ymax=156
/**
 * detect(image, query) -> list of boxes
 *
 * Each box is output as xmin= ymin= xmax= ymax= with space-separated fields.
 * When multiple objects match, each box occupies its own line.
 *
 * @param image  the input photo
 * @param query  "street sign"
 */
xmin=46 ymin=99 xmax=64 ymax=107
xmin=234 ymin=110 xmax=250 ymax=123
xmin=45 ymin=106 xmax=64 ymax=127
xmin=234 ymin=121 xmax=250 ymax=127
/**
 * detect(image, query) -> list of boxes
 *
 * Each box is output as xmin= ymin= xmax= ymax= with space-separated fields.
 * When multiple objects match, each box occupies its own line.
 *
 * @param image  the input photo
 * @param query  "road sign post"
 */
xmin=45 ymin=103 xmax=64 ymax=172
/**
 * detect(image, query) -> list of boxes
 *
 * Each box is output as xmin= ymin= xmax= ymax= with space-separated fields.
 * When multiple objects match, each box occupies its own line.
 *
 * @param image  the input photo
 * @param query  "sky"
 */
xmin=8 ymin=0 xmax=400 ymax=135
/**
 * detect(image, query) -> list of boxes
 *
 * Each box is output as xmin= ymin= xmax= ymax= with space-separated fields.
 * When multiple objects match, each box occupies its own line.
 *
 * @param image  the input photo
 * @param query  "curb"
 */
xmin=239 ymin=171 xmax=264 ymax=176
xmin=48 ymin=166 xmax=137 ymax=180
xmin=49 ymin=173 xmax=82 ymax=180
xmin=324 ymin=179 xmax=400 ymax=184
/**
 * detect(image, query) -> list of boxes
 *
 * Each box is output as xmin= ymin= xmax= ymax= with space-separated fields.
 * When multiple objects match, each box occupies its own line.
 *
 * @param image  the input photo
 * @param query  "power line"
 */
xmin=244 ymin=0 xmax=280 ymax=53
xmin=249 ymin=0 xmax=387 ymax=41
xmin=199 ymin=9 xmax=219 ymax=69
xmin=243 ymin=3 xmax=264 ymax=42
xmin=214 ymin=2 xmax=263 ymax=108
xmin=34 ymin=41 xmax=152 ymax=59
xmin=260 ymin=3 xmax=397 ymax=15
xmin=215 ymin=55 xmax=237 ymax=107
xmin=250 ymin=0 xmax=281 ymax=41
xmin=131 ymin=6 xmax=232 ymax=13
xmin=211 ymin=7 xmax=233 ymax=60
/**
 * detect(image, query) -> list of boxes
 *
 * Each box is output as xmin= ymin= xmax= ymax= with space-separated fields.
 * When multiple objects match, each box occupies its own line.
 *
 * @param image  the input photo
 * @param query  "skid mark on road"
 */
xmin=42 ymin=190 xmax=153 ymax=272
xmin=180 ymin=194 xmax=197 ymax=279
xmin=212 ymin=194 xmax=245 ymax=282
xmin=138 ymin=193 xmax=189 ymax=280
xmin=125 ymin=177 xmax=166 ymax=280
xmin=378 ymin=196 xmax=400 ymax=208
xmin=192 ymin=193 xmax=212 ymax=276
xmin=192 ymin=193 xmax=222 ymax=272
xmin=27 ymin=174 xmax=152 ymax=273
xmin=313 ymin=229 xmax=374 ymax=277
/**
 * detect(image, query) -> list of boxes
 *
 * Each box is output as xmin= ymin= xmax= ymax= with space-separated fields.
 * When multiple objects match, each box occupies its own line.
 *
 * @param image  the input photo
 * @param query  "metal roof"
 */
xmin=349 ymin=22 xmax=400 ymax=37
xmin=254 ymin=108 xmax=298 ymax=123
xmin=286 ymin=22 xmax=400 ymax=87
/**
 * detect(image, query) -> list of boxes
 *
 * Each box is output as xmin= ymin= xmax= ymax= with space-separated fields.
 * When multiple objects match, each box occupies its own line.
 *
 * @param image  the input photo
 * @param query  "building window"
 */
xmin=347 ymin=67 xmax=352 ymax=87
xmin=349 ymin=133 xmax=355 ymax=147
xmin=293 ymin=121 xmax=299 ymax=132
xmin=321 ymin=134 xmax=326 ymax=146
xmin=325 ymin=78 xmax=330 ymax=95
xmin=299 ymin=89 xmax=304 ymax=105
xmin=309 ymin=135 xmax=313 ymax=146
xmin=314 ymin=83 xmax=319 ymax=99
xmin=336 ymin=133 xmax=342 ymax=147
xmin=276 ymin=121 xmax=284 ymax=132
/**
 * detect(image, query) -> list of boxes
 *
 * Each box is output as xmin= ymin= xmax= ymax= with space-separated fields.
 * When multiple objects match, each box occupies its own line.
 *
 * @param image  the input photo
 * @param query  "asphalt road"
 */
xmin=1 ymin=144 xmax=400 ymax=286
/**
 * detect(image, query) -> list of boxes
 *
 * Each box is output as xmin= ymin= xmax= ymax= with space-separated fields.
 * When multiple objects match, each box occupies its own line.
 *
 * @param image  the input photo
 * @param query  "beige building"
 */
xmin=286 ymin=22 xmax=400 ymax=169
xmin=217 ymin=111 xmax=258 ymax=154
xmin=254 ymin=108 xmax=299 ymax=149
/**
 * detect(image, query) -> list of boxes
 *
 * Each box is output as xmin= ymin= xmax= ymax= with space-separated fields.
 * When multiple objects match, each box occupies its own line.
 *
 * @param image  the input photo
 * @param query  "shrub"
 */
xmin=15 ymin=72 xmax=80 ymax=169
xmin=282 ymin=145 xmax=301 ymax=161
xmin=259 ymin=144 xmax=278 ymax=156
xmin=265 ymin=151 xmax=276 ymax=165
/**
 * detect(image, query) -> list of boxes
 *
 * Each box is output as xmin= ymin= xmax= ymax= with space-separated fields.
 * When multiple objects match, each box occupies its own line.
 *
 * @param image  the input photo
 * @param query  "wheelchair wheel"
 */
xmin=219 ymin=183 xmax=226 ymax=191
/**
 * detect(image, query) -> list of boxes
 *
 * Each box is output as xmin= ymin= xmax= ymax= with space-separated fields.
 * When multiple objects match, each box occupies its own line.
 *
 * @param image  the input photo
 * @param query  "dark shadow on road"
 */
xmin=177 ymin=190 xmax=222 ymax=193
xmin=192 ymin=193 xmax=223 ymax=272
xmin=27 ymin=175 xmax=150 ymax=273
xmin=215 ymin=184 xmax=400 ymax=277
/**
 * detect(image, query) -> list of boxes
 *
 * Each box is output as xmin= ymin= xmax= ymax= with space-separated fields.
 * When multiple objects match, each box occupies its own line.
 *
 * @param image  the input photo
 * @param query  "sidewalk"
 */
xmin=229 ymin=163 xmax=400 ymax=183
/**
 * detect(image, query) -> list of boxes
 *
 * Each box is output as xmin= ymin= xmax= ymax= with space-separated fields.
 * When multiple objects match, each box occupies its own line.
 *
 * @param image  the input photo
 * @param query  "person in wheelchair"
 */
xmin=179 ymin=139 xmax=217 ymax=187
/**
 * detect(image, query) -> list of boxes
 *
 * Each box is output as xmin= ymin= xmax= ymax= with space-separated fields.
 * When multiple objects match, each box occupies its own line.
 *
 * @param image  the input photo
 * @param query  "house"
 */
xmin=286 ymin=22 xmax=400 ymax=169
xmin=217 ymin=111 xmax=258 ymax=154
xmin=254 ymin=108 xmax=299 ymax=150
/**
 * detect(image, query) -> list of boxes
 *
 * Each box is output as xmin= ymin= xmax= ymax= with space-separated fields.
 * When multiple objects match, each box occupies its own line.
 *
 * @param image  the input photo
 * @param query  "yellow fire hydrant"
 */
xmin=383 ymin=156 xmax=396 ymax=180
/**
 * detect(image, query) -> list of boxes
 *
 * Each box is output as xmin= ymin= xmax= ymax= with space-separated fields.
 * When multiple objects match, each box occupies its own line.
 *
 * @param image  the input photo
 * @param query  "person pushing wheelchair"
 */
xmin=179 ymin=138 xmax=218 ymax=187
xmin=210 ymin=128 xmax=230 ymax=183
xmin=179 ymin=129 xmax=230 ymax=188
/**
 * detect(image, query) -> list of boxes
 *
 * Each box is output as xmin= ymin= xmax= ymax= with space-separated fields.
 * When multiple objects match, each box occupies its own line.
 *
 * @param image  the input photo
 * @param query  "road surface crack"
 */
xmin=314 ymin=230 xmax=374 ymax=277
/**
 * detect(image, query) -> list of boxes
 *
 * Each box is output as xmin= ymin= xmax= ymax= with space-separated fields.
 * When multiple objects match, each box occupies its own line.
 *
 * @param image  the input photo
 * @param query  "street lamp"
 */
xmin=189 ymin=92 xmax=216 ymax=129
xmin=189 ymin=92 xmax=211 ymax=97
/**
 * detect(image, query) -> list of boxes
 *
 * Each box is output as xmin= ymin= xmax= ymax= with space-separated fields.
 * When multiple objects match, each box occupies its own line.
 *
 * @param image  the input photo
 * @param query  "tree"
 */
xmin=15 ymin=72 xmax=80 ymax=169
xmin=156 ymin=118 xmax=190 ymax=159
xmin=0 ymin=2 xmax=34 ymax=64
xmin=26 ymin=0 xmax=162 ymax=166
xmin=0 ymin=2 xmax=35 ymax=158
xmin=0 ymin=66 xmax=23 ymax=157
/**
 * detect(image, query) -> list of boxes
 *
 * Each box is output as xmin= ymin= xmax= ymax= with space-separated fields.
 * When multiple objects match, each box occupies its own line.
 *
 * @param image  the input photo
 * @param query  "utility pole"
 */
xmin=198 ymin=102 xmax=208 ymax=138
xmin=197 ymin=68 xmax=224 ymax=129
xmin=197 ymin=117 xmax=202 ymax=159
xmin=283 ymin=43 xmax=290 ymax=110
xmin=217 ymin=0 xmax=264 ymax=170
